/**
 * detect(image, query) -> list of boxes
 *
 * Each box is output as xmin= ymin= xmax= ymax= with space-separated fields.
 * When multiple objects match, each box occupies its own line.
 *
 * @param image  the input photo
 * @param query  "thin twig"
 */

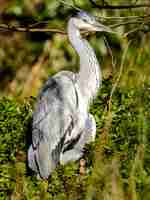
xmin=103 ymin=36 xmax=116 ymax=69
xmin=123 ymin=27 xmax=142 ymax=37
xmin=110 ymin=20 xmax=145 ymax=29
xmin=28 ymin=21 xmax=49 ymax=28
xmin=58 ymin=0 xmax=81 ymax=11
xmin=108 ymin=40 xmax=132 ymax=112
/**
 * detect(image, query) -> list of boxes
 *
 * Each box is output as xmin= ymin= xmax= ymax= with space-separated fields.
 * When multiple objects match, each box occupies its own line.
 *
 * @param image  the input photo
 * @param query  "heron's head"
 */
xmin=71 ymin=11 xmax=113 ymax=33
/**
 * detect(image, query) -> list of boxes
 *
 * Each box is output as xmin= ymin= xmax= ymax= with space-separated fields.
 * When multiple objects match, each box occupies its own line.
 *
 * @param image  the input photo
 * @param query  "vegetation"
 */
xmin=0 ymin=0 xmax=150 ymax=199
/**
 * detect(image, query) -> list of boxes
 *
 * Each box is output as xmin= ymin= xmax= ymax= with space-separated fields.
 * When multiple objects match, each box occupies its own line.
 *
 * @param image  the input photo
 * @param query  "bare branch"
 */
xmin=0 ymin=24 xmax=66 ymax=34
xmin=89 ymin=0 xmax=150 ymax=9
xmin=0 ymin=14 xmax=149 ymax=36
xmin=97 ymin=14 xmax=150 ymax=24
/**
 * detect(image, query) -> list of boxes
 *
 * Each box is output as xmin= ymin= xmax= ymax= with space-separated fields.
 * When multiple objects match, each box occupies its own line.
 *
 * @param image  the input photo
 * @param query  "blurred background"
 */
xmin=0 ymin=0 xmax=150 ymax=200
xmin=0 ymin=0 xmax=149 ymax=99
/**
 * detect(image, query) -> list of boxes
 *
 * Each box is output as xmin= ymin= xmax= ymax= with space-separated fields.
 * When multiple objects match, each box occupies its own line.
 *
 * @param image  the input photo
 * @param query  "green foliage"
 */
xmin=0 ymin=82 xmax=150 ymax=200
xmin=0 ymin=98 xmax=32 ymax=163
xmin=0 ymin=98 xmax=32 ymax=199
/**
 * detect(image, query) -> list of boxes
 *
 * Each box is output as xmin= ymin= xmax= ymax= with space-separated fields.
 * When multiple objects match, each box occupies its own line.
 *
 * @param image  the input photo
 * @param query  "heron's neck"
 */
xmin=68 ymin=20 xmax=102 ymax=106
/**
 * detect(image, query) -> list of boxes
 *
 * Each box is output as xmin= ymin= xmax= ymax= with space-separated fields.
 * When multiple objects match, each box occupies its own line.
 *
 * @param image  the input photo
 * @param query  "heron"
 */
xmin=28 ymin=11 xmax=113 ymax=179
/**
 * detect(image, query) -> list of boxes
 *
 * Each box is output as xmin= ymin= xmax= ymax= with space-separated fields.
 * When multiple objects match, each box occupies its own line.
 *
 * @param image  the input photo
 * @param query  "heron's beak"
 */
xmin=93 ymin=22 xmax=114 ymax=34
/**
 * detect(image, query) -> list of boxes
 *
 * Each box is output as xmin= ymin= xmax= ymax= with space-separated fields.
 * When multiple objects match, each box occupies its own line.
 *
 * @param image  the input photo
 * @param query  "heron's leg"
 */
xmin=84 ymin=113 xmax=96 ymax=143
xmin=60 ymin=114 xmax=96 ymax=165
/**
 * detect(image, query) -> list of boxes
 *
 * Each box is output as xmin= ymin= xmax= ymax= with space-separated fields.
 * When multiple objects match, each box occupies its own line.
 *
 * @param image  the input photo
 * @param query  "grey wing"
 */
xmin=32 ymin=75 xmax=77 ymax=151
xmin=30 ymin=74 xmax=78 ymax=178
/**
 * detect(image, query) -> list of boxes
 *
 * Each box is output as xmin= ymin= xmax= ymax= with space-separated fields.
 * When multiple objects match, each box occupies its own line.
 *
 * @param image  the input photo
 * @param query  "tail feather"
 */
xmin=28 ymin=140 xmax=57 ymax=179
xmin=28 ymin=145 xmax=38 ymax=173
xmin=36 ymin=140 xmax=53 ymax=179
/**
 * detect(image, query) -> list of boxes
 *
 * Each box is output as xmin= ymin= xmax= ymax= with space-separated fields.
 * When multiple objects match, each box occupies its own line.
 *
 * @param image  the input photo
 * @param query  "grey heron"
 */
xmin=28 ymin=11 xmax=113 ymax=179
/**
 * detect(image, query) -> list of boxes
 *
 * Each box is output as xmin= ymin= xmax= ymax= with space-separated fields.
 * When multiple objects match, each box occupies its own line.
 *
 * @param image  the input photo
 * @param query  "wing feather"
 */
xmin=32 ymin=73 xmax=77 ymax=155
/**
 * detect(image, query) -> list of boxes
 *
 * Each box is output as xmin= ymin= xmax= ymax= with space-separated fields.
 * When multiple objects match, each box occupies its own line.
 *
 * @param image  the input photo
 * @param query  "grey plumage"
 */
xmin=28 ymin=11 xmax=113 ymax=179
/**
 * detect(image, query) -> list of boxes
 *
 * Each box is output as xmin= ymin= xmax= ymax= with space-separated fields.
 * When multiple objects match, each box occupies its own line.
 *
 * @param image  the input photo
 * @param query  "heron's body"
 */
xmin=28 ymin=11 xmax=112 ymax=179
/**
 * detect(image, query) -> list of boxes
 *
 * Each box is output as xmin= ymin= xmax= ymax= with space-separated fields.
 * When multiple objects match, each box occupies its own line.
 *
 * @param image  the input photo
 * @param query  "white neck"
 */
xmin=67 ymin=18 xmax=102 ymax=106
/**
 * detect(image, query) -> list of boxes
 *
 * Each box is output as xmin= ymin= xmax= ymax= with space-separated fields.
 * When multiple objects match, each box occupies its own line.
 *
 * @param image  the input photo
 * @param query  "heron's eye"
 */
xmin=82 ymin=18 xmax=88 ymax=23
xmin=83 ymin=16 xmax=95 ymax=25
